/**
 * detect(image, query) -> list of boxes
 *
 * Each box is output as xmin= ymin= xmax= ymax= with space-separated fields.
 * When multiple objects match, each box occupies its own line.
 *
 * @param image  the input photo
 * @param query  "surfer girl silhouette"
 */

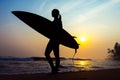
xmin=45 ymin=9 xmax=63 ymax=74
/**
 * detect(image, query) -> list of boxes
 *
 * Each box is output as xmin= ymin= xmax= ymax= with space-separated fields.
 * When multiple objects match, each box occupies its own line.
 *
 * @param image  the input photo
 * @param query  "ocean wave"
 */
xmin=0 ymin=57 xmax=34 ymax=61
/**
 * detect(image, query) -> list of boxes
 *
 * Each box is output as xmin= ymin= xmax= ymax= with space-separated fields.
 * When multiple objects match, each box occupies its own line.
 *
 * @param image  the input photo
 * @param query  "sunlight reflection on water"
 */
xmin=73 ymin=60 xmax=92 ymax=71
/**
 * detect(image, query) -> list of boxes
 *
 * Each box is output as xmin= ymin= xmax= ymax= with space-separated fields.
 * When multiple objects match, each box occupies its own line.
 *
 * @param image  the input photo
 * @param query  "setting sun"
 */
xmin=80 ymin=37 xmax=86 ymax=42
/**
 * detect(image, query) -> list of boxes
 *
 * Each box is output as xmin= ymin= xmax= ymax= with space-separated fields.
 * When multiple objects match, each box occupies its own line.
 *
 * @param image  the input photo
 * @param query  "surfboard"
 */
xmin=12 ymin=11 xmax=79 ymax=49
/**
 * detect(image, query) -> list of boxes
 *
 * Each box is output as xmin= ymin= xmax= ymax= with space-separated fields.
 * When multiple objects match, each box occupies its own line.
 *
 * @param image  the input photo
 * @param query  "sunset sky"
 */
xmin=0 ymin=0 xmax=120 ymax=59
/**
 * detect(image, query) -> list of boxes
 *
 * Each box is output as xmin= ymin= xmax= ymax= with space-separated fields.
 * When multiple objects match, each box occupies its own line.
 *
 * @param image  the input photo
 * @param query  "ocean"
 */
xmin=0 ymin=56 xmax=120 ymax=75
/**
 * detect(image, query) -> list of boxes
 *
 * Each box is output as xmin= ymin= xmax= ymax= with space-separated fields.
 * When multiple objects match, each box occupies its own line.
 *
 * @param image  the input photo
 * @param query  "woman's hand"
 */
xmin=59 ymin=14 xmax=61 ymax=20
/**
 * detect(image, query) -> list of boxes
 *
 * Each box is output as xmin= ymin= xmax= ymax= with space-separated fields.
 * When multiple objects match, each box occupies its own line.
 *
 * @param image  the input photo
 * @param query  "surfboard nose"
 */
xmin=12 ymin=11 xmax=25 ymax=16
xmin=12 ymin=11 xmax=19 ymax=17
xmin=12 ymin=11 xmax=17 ymax=15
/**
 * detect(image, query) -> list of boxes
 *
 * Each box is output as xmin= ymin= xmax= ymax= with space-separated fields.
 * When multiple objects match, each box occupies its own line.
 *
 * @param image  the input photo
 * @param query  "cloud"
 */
xmin=59 ymin=1 xmax=81 ymax=14
xmin=71 ymin=0 xmax=120 ymax=24
xmin=39 ymin=1 xmax=48 ymax=11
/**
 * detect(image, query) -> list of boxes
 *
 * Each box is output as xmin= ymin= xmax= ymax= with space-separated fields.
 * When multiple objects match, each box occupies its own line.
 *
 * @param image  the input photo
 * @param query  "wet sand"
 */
xmin=0 ymin=69 xmax=120 ymax=80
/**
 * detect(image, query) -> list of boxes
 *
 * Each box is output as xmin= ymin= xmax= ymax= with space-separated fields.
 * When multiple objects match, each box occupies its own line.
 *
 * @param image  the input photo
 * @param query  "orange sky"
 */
xmin=0 ymin=0 xmax=120 ymax=59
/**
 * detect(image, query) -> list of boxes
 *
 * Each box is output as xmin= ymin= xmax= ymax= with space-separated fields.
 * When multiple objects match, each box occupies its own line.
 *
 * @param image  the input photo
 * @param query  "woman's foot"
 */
xmin=51 ymin=67 xmax=58 ymax=74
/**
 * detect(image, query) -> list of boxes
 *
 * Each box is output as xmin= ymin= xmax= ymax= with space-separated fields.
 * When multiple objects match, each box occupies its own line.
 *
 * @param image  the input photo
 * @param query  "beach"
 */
xmin=0 ymin=69 xmax=120 ymax=80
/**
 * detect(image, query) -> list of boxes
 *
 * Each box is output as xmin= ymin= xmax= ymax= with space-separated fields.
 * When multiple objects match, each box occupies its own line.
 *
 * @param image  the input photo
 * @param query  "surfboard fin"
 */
xmin=72 ymin=36 xmax=77 ymax=38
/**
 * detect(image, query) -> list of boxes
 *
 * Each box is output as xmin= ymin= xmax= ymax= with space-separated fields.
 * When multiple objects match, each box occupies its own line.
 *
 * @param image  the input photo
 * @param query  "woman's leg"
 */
xmin=45 ymin=41 xmax=54 ymax=72
xmin=53 ymin=44 xmax=60 ymax=72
